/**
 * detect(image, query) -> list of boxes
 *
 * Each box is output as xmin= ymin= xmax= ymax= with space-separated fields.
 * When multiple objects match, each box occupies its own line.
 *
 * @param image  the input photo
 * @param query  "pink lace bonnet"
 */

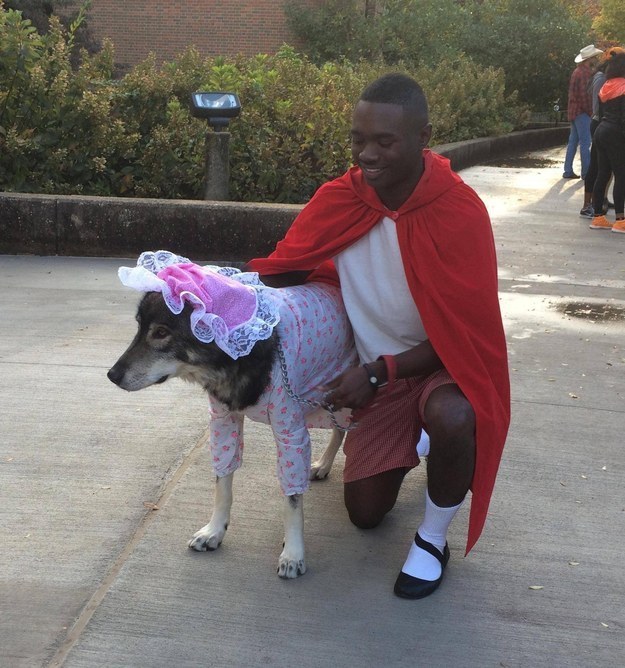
xmin=118 ymin=250 xmax=282 ymax=360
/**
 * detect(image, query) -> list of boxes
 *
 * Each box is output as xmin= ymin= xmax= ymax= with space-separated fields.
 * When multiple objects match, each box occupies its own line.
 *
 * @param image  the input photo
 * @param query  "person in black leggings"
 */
xmin=590 ymin=47 xmax=625 ymax=233
xmin=580 ymin=60 xmax=609 ymax=218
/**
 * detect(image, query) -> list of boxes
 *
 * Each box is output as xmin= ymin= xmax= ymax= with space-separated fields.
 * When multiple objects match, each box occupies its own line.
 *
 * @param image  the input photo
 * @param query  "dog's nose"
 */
xmin=107 ymin=365 xmax=124 ymax=386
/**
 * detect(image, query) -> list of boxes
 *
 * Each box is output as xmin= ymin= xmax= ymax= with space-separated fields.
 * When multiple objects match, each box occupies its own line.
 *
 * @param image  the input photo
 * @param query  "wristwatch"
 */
xmin=362 ymin=363 xmax=381 ymax=389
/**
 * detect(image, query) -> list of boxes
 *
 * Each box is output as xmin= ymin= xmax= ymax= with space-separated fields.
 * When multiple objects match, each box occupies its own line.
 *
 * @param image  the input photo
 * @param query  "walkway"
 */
xmin=1 ymin=147 xmax=623 ymax=667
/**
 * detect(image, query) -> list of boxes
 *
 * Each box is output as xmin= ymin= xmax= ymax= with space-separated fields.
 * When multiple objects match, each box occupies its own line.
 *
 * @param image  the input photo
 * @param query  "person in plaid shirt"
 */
xmin=563 ymin=44 xmax=604 ymax=179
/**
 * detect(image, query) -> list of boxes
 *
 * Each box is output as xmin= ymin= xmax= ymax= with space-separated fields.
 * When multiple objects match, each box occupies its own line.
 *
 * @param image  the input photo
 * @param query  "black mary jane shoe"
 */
xmin=393 ymin=532 xmax=450 ymax=599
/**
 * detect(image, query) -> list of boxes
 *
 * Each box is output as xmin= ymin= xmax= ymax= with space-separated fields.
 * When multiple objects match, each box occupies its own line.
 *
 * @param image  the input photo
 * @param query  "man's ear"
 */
xmin=420 ymin=123 xmax=433 ymax=149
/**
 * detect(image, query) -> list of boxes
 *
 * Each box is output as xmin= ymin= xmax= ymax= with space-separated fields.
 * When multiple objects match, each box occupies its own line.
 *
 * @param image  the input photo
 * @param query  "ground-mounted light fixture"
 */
xmin=190 ymin=92 xmax=241 ymax=131
xmin=190 ymin=92 xmax=241 ymax=200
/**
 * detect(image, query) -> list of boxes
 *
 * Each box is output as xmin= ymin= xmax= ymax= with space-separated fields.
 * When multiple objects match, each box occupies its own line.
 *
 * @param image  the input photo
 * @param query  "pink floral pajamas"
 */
xmin=208 ymin=283 xmax=357 ymax=495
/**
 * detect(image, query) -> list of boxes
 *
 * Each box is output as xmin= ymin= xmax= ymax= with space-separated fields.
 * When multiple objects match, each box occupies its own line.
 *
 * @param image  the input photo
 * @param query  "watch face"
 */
xmin=363 ymin=363 xmax=378 ymax=387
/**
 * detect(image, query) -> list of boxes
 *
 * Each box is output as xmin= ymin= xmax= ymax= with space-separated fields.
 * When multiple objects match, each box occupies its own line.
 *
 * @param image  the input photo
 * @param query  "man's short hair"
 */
xmin=360 ymin=73 xmax=429 ymax=121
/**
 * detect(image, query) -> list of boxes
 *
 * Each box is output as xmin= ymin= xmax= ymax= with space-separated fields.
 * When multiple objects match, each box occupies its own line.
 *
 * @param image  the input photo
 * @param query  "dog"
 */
xmin=108 ymin=255 xmax=357 ymax=578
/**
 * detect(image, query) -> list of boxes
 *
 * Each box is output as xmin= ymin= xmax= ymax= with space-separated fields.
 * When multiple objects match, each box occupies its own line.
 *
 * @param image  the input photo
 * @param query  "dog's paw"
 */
xmin=309 ymin=460 xmax=331 ymax=480
xmin=277 ymin=552 xmax=307 ymax=579
xmin=188 ymin=522 xmax=227 ymax=552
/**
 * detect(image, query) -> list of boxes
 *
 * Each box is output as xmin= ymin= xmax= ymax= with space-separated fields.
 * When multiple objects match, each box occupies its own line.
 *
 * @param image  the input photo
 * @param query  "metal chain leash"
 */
xmin=276 ymin=343 xmax=358 ymax=432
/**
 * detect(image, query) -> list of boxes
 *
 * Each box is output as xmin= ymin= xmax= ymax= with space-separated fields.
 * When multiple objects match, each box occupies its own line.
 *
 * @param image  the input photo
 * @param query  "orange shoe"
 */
xmin=612 ymin=219 xmax=625 ymax=234
xmin=589 ymin=215 xmax=612 ymax=230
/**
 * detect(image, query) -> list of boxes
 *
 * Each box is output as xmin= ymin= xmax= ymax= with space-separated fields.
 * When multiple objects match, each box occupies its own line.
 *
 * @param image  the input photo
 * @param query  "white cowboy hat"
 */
xmin=575 ymin=45 xmax=603 ymax=63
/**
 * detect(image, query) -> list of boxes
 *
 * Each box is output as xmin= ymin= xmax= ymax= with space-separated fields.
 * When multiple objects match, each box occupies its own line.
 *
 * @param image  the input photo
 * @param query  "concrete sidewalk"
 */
xmin=1 ymin=147 xmax=624 ymax=667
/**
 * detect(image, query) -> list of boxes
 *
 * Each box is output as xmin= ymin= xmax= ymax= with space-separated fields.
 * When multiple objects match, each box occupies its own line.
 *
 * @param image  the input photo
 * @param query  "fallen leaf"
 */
xmin=143 ymin=502 xmax=159 ymax=511
xmin=528 ymin=585 xmax=544 ymax=590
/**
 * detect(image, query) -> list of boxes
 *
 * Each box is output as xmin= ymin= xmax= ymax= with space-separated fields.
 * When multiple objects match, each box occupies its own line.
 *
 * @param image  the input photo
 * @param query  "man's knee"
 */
xmin=343 ymin=468 xmax=408 ymax=529
xmin=345 ymin=504 xmax=386 ymax=530
xmin=344 ymin=486 xmax=391 ymax=529
xmin=425 ymin=386 xmax=475 ymax=440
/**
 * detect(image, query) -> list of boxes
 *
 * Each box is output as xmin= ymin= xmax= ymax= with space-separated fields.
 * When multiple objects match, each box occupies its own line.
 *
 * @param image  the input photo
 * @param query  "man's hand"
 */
xmin=321 ymin=341 xmax=443 ymax=412
xmin=243 ymin=269 xmax=311 ymax=288
xmin=320 ymin=366 xmax=378 ymax=411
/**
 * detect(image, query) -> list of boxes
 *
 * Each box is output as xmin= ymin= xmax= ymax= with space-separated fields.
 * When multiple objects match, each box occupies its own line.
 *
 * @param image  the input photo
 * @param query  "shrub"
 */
xmin=284 ymin=0 xmax=469 ymax=67
xmin=593 ymin=0 xmax=625 ymax=45
xmin=286 ymin=0 xmax=592 ymax=110
xmin=0 ymin=6 xmax=527 ymax=203
xmin=462 ymin=0 xmax=592 ymax=110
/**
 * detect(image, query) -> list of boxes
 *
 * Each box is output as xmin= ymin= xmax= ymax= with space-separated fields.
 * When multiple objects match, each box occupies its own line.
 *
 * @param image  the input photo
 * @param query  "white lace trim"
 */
xmin=118 ymin=250 xmax=282 ymax=360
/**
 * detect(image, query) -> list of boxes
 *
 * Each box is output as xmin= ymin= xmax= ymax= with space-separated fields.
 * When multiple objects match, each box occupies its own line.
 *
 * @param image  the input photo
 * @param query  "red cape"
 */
xmin=248 ymin=151 xmax=510 ymax=553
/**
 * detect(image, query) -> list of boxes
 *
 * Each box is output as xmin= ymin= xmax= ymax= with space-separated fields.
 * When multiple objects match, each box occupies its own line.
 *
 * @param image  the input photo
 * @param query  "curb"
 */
xmin=0 ymin=126 xmax=568 ymax=260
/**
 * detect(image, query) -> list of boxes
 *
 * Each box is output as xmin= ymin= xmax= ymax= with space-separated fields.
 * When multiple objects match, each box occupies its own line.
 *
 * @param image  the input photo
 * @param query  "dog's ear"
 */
xmin=136 ymin=292 xmax=181 ymax=327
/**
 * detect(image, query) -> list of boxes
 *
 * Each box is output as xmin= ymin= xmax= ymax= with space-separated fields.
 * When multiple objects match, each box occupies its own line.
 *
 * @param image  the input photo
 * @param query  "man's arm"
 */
xmin=321 ymin=340 xmax=443 ymax=411
xmin=242 ymin=266 xmax=311 ymax=288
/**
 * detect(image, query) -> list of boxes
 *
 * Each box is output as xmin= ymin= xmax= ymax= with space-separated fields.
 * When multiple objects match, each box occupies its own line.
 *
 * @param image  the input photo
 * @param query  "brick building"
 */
xmin=72 ymin=0 xmax=324 ymax=69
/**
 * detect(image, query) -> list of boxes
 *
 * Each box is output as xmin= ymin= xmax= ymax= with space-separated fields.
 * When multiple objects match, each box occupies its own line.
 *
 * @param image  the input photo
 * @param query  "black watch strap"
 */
xmin=362 ymin=363 xmax=380 ymax=389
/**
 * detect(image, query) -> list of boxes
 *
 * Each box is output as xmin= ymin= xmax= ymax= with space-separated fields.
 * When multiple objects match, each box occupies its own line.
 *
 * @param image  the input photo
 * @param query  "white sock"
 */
xmin=400 ymin=491 xmax=464 ymax=581
xmin=416 ymin=429 xmax=430 ymax=457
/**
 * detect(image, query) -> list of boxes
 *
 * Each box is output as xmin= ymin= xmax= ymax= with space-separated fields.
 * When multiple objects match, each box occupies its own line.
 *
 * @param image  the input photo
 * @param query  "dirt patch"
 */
xmin=554 ymin=301 xmax=625 ymax=323
xmin=487 ymin=155 xmax=560 ymax=169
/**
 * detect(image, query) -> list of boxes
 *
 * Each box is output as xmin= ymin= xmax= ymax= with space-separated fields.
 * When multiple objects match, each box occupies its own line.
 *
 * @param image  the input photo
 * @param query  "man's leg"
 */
xmin=342 ymin=377 xmax=426 ymax=528
xmin=582 ymin=120 xmax=600 ymax=213
xmin=563 ymin=121 xmax=580 ymax=177
xmin=395 ymin=384 xmax=475 ymax=598
xmin=576 ymin=113 xmax=592 ymax=180
xmin=424 ymin=384 xmax=475 ymax=507
xmin=344 ymin=467 xmax=410 ymax=529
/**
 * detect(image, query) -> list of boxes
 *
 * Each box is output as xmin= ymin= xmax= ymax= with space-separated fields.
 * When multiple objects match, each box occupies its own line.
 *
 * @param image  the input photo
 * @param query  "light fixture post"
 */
xmin=204 ymin=131 xmax=231 ymax=200
xmin=190 ymin=92 xmax=241 ymax=201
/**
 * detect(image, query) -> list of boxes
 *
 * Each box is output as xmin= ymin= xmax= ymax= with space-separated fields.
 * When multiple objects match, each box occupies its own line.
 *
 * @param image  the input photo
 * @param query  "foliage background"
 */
xmin=2 ymin=0 xmax=616 ymax=203
xmin=592 ymin=0 xmax=625 ymax=44
xmin=285 ymin=0 xmax=593 ymax=110
xmin=0 ymin=4 xmax=526 ymax=202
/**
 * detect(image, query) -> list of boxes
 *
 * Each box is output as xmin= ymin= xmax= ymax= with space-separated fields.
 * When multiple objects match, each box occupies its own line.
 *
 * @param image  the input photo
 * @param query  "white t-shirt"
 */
xmin=334 ymin=216 xmax=427 ymax=364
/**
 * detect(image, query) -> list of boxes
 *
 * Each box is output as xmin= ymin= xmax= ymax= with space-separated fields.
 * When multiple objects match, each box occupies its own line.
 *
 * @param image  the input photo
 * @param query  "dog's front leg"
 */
xmin=277 ymin=494 xmax=306 ymax=578
xmin=188 ymin=473 xmax=233 ymax=552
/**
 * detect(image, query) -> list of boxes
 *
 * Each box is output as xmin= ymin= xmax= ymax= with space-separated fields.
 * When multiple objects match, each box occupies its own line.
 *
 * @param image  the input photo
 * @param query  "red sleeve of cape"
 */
xmin=248 ymin=152 xmax=510 ymax=554
xmin=247 ymin=169 xmax=382 ymax=286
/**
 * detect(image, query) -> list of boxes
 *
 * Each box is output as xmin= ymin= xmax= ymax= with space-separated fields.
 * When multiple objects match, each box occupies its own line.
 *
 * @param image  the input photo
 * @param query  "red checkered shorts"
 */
xmin=343 ymin=368 xmax=456 ymax=483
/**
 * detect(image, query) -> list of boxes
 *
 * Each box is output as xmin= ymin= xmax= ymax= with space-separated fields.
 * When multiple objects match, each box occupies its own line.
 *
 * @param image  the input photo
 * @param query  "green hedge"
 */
xmin=285 ymin=0 xmax=593 ymax=111
xmin=0 ymin=6 xmax=527 ymax=203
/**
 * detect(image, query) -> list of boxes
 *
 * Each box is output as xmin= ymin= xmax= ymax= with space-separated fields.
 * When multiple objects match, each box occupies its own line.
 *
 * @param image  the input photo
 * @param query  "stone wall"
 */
xmin=0 ymin=127 xmax=568 ymax=260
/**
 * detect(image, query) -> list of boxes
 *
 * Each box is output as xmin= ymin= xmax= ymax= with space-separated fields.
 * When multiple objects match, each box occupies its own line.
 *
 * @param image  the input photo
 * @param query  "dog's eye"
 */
xmin=152 ymin=326 xmax=170 ymax=339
